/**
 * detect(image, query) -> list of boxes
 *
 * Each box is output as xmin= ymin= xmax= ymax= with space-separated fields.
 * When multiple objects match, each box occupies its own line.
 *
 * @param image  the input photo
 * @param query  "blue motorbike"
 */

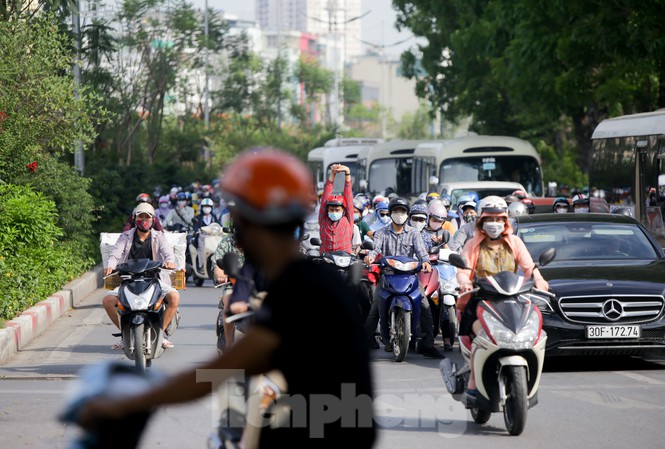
xmin=377 ymin=255 xmax=423 ymax=362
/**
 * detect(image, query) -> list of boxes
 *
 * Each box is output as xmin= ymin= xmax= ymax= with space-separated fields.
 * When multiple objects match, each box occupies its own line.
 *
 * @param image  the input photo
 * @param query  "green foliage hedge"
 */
xmin=0 ymin=184 xmax=91 ymax=321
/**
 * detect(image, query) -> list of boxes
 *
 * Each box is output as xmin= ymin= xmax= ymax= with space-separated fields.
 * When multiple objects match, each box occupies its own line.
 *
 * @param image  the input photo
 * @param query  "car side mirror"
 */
xmin=448 ymin=253 xmax=469 ymax=270
xmin=538 ymin=248 xmax=557 ymax=267
xmin=309 ymin=237 xmax=322 ymax=246
xmin=218 ymin=252 xmax=241 ymax=278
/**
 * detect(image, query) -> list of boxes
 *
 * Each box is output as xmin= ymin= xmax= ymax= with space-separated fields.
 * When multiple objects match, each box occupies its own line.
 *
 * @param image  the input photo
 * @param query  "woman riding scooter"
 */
xmin=456 ymin=195 xmax=549 ymax=405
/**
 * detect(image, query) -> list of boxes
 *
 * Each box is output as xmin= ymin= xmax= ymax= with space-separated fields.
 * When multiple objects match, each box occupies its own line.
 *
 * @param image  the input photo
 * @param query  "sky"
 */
xmin=190 ymin=0 xmax=423 ymax=58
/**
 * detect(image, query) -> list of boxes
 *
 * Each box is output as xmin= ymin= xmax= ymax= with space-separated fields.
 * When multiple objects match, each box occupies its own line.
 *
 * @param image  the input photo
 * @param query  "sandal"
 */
xmin=162 ymin=337 xmax=174 ymax=349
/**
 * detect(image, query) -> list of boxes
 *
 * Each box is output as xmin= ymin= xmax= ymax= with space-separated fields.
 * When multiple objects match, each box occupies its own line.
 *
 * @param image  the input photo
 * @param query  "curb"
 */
xmin=0 ymin=264 xmax=104 ymax=365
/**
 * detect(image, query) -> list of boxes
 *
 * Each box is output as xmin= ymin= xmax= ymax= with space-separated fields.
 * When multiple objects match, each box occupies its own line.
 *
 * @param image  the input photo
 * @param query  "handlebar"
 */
xmin=532 ymin=288 xmax=556 ymax=298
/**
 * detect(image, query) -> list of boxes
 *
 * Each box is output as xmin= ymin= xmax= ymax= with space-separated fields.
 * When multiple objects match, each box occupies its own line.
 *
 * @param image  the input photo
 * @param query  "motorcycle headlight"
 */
xmin=332 ymin=254 xmax=352 ymax=268
xmin=123 ymin=285 xmax=155 ymax=310
xmin=386 ymin=259 xmax=419 ymax=271
xmin=520 ymin=293 xmax=554 ymax=314
xmin=441 ymin=282 xmax=456 ymax=293
xmin=482 ymin=309 xmax=540 ymax=350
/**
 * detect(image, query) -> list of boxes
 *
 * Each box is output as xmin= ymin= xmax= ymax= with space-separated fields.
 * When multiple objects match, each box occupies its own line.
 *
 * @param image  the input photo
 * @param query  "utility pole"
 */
xmin=72 ymin=1 xmax=84 ymax=174
xmin=203 ymin=0 xmax=211 ymax=166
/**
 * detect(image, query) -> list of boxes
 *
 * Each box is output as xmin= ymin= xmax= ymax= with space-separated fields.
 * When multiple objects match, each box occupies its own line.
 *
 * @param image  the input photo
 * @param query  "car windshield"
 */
xmin=368 ymin=158 xmax=413 ymax=196
xmin=517 ymin=223 xmax=658 ymax=261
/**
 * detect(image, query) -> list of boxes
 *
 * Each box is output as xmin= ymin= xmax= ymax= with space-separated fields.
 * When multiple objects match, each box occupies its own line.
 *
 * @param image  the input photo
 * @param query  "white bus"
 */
xmin=591 ymin=109 xmax=665 ymax=225
xmin=356 ymin=139 xmax=436 ymax=198
xmin=414 ymin=135 xmax=545 ymax=197
xmin=307 ymin=138 xmax=383 ymax=194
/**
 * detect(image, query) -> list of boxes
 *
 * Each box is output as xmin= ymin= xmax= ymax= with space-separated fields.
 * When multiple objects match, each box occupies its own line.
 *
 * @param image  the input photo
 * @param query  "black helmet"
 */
xmin=388 ymin=197 xmax=410 ymax=213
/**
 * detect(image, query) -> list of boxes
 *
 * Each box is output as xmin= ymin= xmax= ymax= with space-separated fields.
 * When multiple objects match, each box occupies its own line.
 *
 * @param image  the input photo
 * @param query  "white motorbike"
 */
xmin=188 ymin=222 xmax=225 ymax=286
xmin=440 ymin=249 xmax=556 ymax=435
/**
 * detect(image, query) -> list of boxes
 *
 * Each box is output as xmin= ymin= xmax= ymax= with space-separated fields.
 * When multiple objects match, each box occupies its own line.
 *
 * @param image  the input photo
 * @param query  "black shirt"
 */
xmin=254 ymin=258 xmax=375 ymax=448
xmin=129 ymin=231 xmax=152 ymax=260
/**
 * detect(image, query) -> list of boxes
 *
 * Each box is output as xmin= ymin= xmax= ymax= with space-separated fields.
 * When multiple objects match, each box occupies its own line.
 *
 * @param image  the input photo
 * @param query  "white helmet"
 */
xmin=477 ymin=195 xmax=508 ymax=215
xmin=508 ymin=201 xmax=528 ymax=218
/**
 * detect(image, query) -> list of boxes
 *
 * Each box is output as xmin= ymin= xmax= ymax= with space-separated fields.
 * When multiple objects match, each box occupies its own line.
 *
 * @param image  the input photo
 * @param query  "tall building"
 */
xmin=255 ymin=0 xmax=362 ymax=62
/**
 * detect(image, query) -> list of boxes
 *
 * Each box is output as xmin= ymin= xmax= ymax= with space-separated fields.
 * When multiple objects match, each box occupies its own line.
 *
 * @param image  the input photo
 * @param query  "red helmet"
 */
xmin=136 ymin=193 xmax=151 ymax=204
xmin=512 ymin=190 xmax=527 ymax=200
xmin=326 ymin=195 xmax=346 ymax=209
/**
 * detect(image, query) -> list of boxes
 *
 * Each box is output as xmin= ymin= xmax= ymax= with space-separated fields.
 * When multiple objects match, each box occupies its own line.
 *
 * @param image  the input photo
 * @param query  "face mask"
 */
xmin=483 ymin=221 xmax=505 ymax=239
xmin=391 ymin=212 xmax=408 ymax=226
xmin=556 ymin=207 xmax=568 ymax=214
xmin=575 ymin=207 xmax=589 ymax=213
xmin=464 ymin=214 xmax=477 ymax=224
xmin=177 ymin=200 xmax=187 ymax=208
xmin=354 ymin=213 xmax=361 ymax=223
xmin=202 ymin=206 xmax=212 ymax=215
xmin=429 ymin=219 xmax=443 ymax=231
xmin=136 ymin=218 xmax=153 ymax=232
xmin=328 ymin=211 xmax=343 ymax=222
xmin=412 ymin=221 xmax=426 ymax=231
xmin=159 ymin=203 xmax=169 ymax=209
xmin=379 ymin=213 xmax=390 ymax=224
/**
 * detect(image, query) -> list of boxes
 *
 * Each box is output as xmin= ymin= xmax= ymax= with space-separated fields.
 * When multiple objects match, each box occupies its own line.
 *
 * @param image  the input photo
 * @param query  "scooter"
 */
xmin=376 ymin=255 xmax=423 ymax=362
xmin=188 ymin=222 xmax=225 ymax=286
xmin=108 ymin=259 xmax=179 ymax=372
xmin=435 ymin=248 xmax=459 ymax=348
xmin=440 ymin=249 xmax=556 ymax=435
xmin=209 ymin=253 xmax=288 ymax=449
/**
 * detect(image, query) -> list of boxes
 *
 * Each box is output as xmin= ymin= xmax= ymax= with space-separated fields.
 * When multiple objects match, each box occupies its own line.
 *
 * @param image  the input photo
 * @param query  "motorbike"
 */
xmin=209 ymin=253 xmax=288 ymax=449
xmin=434 ymin=248 xmax=459 ymax=347
xmin=188 ymin=222 xmax=225 ymax=286
xmin=418 ymin=244 xmax=444 ymax=337
xmin=308 ymin=237 xmax=374 ymax=321
xmin=440 ymin=249 xmax=556 ymax=435
xmin=375 ymin=255 xmax=423 ymax=362
xmin=59 ymin=361 xmax=161 ymax=449
xmin=106 ymin=259 xmax=180 ymax=372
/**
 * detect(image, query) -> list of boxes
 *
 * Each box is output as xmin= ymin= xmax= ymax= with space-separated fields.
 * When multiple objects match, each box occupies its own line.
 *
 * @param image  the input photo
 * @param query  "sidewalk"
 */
xmin=0 ymin=265 xmax=104 ymax=365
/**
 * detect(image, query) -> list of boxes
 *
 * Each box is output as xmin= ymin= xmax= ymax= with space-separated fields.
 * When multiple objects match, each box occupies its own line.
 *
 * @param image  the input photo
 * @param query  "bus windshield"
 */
xmin=440 ymin=156 xmax=543 ymax=196
xmin=328 ymin=162 xmax=357 ymax=193
xmin=368 ymin=158 xmax=416 ymax=196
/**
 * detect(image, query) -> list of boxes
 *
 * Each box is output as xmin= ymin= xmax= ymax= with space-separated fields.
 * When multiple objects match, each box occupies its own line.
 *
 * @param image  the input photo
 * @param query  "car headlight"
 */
xmin=123 ymin=285 xmax=154 ymax=310
xmin=386 ymin=259 xmax=419 ymax=271
xmin=332 ymin=254 xmax=352 ymax=268
xmin=482 ymin=309 xmax=540 ymax=350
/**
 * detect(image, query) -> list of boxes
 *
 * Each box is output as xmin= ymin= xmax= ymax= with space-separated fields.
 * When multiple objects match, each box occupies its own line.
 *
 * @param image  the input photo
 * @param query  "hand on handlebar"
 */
xmin=364 ymin=255 xmax=375 ymax=265
xmin=422 ymin=262 xmax=432 ymax=273
xmin=460 ymin=280 xmax=474 ymax=293
xmin=104 ymin=267 xmax=113 ymax=276
xmin=163 ymin=261 xmax=175 ymax=270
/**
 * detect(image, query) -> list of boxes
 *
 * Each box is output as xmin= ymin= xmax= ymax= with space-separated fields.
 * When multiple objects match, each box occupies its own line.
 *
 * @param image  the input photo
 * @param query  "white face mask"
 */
xmin=412 ymin=221 xmax=426 ymax=232
xmin=483 ymin=221 xmax=505 ymax=239
xmin=391 ymin=212 xmax=408 ymax=225
xmin=555 ymin=207 xmax=568 ymax=214
xmin=575 ymin=207 xmax=589 ymax=213
xmin=328 ymin=211 xmax=343 ymax=222
xmin=177 ymin=200 xmax=187 ymax=208
xmin=202 ymin=206 xmax=212 ymax=215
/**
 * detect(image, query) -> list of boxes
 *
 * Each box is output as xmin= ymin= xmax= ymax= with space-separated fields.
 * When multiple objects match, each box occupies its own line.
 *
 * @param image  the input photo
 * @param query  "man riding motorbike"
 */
xmin=102 ymin=203 xmax=180 ymax=349
xmin=456 ymin=195 xmax=549 ymax=405
xmin=318 ymin=164 xmax=354 ymax=254
xmin=79 ymin=149 xmax=376 ymax=449
xmin=191 ymin=197 xmax=222 ymax=270
xmin=122 ymin=193 xmax=164 ymax=232
xmin=164 ymin=192 xmax=195 ymax=230
xmin=363 ymin=197 xmax=444 ymax=359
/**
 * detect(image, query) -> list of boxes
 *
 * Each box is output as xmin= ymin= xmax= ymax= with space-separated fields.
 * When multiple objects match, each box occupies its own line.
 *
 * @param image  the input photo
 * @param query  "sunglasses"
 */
xmin=379 ymin=212 xmax=390 ymax=217
xmin=410 ymin=216 xmax=426 ymax=223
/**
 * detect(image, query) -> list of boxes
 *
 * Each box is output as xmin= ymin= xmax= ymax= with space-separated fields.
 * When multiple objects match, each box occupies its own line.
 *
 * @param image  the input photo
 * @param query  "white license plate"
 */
xmin=586 ymin=325 xmax=641 ymax=339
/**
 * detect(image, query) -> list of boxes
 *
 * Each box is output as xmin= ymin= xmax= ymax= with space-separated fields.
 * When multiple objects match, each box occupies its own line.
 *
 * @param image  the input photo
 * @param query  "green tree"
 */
xmin=295 ymin=56 xmax=334 ymax=127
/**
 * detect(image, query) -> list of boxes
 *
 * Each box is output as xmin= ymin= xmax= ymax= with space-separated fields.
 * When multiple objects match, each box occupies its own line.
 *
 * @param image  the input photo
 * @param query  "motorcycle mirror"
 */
xmin=428 ymin=243 xmax=443 ymax=255
xmin=362 ymin=239 xmax=374 ymax=250
xmin=219 ymin=252 xmax=241 ymax=278
xmin=538 ymin=248 xmax=557 ymax=267
xmin=447 ymin=253 xmax=470 ymax=270
xmin=310 ymin=237 xmax=322 ymax=246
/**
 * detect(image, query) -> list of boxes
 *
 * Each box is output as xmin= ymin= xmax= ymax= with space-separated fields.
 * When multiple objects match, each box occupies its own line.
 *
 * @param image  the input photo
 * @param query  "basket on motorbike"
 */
xmin=100 ymin=232 xmax=188 ymax=290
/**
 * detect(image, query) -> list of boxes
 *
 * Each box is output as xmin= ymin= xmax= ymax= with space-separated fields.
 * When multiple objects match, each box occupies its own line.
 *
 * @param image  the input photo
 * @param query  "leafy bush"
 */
xmin=0 ymin=184 xmax=90 ymax=321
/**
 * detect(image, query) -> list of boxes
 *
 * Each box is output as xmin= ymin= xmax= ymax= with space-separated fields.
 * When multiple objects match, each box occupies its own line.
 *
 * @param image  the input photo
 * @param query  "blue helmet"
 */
xmin=410 ymin=202 xmax=428 ymax=217
xmin=375 ymin=201 xmax=388 ymax=212
xmin=176 ymin=192 xmax=187 ymax=201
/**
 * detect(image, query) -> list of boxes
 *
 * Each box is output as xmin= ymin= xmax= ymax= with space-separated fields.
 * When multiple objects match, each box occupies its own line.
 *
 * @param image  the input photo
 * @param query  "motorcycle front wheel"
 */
xmin=502 ymin=365 xmax=528 ymax=435
xmin=133 ymin=323 xmax=147 ymax=372
xmin=392 ymin=309 xmax=410 ymax=363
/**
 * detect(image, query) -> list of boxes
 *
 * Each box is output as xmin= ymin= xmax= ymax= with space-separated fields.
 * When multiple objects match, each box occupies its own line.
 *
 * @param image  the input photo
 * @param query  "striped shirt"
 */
xmin=369 ymin=224 xmax=429 ymax=263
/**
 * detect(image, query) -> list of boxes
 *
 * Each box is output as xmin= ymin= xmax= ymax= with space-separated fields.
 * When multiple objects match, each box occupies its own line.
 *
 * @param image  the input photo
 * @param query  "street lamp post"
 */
xmin=203 ymin=0 xmax=210 ymax=166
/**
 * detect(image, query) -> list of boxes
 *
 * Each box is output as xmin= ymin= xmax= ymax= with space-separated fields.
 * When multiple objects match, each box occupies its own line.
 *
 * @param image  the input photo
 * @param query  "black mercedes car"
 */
xmin=514 ymin=213 xmax=665 ymax=356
